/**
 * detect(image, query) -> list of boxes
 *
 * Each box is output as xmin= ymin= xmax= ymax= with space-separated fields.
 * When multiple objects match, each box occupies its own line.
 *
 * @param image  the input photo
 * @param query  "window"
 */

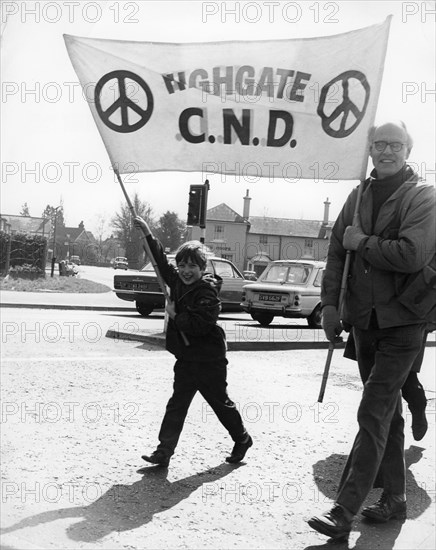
xmin=263 ymin=265 xmax=287 ymax=283
xmin=259 ymin=234 xmax=268 ymax=244
xmin=214 ymin=225 xmax=224 ymax=240
xmin=286 ymin=264 xmax=312 ymax=284
xmin=221 ymin=254 xmax=233 ymax=262
xmin=213 ymin=260 xmax=234 ymax=278
xmin=314 ymin=268 xmax=324 ymax=287
xmin=305 ymin=238 xmax=313 ymax=248
xmin=262 ymin=263 xmax=312 ymax=284
xmin=211 ymin=260 xmax=243 ymax=279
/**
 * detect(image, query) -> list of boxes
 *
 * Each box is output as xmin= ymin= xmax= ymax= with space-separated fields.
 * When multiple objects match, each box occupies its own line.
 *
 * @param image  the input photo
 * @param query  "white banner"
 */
xmin=64 ymin=17 xmax=391 ymax=180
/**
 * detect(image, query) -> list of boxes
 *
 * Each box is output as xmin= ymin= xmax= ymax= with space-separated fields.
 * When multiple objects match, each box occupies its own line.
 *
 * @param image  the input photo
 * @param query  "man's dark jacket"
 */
xmin=322 ymin=166 xmax=436 ymax=330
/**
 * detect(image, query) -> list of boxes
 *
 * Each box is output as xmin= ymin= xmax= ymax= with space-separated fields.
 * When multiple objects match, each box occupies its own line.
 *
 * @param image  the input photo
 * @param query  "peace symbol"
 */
xmin=95 ymin=70 xmax=154 ymax=133
xmin=317 ymin=71 xmax=370 ymax=138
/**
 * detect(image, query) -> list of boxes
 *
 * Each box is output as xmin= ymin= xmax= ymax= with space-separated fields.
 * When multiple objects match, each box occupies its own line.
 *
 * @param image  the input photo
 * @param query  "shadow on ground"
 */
xmin=304 ymin=445 xmax=431 ymax=550
xmin=1 ymin=462 xmax=239 ymax=544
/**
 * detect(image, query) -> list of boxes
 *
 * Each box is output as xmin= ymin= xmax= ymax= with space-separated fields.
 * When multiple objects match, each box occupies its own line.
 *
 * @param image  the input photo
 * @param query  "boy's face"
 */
xmin=177 ymin=260 xmax=204 ymax=285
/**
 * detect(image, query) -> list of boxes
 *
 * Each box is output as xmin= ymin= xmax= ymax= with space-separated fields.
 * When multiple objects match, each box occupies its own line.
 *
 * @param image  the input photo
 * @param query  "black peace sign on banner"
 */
xmin=95 ymin=70 xmax=154 ymax=133
xmin=317 ymin=71 xmax=370 ymax=138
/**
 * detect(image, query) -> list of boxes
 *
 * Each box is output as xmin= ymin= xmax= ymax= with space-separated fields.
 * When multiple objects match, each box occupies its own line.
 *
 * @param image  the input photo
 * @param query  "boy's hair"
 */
xmin=175 ymin=241 xmax=207 ymax=270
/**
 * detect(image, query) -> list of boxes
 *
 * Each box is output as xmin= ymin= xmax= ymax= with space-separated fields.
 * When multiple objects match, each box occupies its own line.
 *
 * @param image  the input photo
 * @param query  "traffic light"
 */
xmin=187 ymin=185 xmax=202 ymax=226
xmin=187 ymin=184 xmax=208 ymax=227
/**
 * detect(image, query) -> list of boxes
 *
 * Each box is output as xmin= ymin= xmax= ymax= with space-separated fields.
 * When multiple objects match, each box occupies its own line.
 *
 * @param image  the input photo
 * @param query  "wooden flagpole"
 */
xmin=317 ymin=180 xmax=365 ymax=403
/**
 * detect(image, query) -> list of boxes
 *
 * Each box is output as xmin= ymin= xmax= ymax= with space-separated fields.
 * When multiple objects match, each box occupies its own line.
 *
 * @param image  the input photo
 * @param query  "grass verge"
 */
xmin=0 ymin=275 xmax=110 ymax=294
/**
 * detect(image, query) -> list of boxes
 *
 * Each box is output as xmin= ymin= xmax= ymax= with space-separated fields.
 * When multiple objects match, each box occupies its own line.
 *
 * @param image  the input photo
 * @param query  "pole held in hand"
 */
xmin=317 ymin=181 xmax=365 ymax=402
xmin=318 ymin=336 xmax=342 ymax=403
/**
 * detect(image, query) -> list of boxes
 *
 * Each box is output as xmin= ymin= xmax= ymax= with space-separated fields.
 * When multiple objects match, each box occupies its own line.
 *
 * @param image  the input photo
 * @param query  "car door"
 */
xmin=301 ymin=266 xmax=323 ymax=315
xmin=210 ymin=259 xmax=245 ymax=306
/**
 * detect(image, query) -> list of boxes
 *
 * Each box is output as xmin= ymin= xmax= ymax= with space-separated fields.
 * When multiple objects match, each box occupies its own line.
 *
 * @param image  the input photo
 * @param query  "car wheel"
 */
xmin=307 ymin=305 xmax=322 ymax=328
xmin=251 ymin=312 xmax=274 ymax=326
xmin=136 ymin=301 xmax=154 ymax=317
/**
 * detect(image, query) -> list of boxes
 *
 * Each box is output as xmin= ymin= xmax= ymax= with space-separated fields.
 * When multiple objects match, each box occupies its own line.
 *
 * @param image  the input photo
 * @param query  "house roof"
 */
xmin=57 ymin=227 xmax=96 ymax=242
xmin=0 ymin=214 xmax=51 ymax=235
xmin=207 ymin=203 xmax=246 ymax=223
xmin=57 ymin=227 xmax=83 ymax=241
xmin=205 ymin=203 xmax=333 ymax=238
xmin=249 ymin=216 xmax=329 ymax=237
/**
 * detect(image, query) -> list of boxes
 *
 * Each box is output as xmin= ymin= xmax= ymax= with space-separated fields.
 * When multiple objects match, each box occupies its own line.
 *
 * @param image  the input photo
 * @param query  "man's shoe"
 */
xmin=226 ymin=435 xmax=253 ymax=463
xmin=141 ymin=450 xmax=170 ymax=467
xmin=410 ymin=401 xmax=428 ymax=441
xmin=361 ymin=493 xmax=407 ymax=522
xmin=307 ymin=504 xmax=353 ymax=540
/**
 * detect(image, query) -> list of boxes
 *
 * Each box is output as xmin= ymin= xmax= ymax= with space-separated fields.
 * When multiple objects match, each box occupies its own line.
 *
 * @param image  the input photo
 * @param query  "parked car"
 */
xmin=113 ymin=256 xmax=128 ymax=270
xmin=70 ymin=255 xmax=81 ymax=265
xmin=243 ymin=270 xmax=258 ymax=281
xmin=240 ymin=259 xmax=325 ymax=327
xmin=114 ymin=255 xmax=248 ymax=316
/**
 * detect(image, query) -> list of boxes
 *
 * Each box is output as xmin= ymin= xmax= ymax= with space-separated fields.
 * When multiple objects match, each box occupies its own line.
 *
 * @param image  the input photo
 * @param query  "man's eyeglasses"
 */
xmin=373 ymin=141 xmax=405 ymax=152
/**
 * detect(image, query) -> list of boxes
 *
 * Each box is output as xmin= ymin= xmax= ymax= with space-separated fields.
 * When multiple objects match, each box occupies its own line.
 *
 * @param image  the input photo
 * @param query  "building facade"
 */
xmin=191 ymin=191 xmax=332 ymax=275
xmin=56 ymin=223 xmax=97 ymax=263
xmin=0 ymin=214 xmax=51 ymax=236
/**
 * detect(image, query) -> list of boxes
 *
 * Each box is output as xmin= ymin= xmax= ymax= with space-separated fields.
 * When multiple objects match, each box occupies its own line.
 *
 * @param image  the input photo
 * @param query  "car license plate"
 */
xmin=133 ymin=282 xmax=148 ymax=291
xmin=259 ymin=293 xmax=282 ymax=302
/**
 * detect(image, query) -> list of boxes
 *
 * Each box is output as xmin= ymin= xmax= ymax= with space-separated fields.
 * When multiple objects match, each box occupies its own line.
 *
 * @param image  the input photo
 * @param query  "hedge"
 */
xmin=0 ymin=231 xmax=47 ymax=277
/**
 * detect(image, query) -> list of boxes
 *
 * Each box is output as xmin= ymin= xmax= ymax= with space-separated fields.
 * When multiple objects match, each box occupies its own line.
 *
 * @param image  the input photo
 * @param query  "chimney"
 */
xmin=323 ymin=197 xmax=330 ymax=224
xmin=243 ymin=189 xmax=251 ymax=220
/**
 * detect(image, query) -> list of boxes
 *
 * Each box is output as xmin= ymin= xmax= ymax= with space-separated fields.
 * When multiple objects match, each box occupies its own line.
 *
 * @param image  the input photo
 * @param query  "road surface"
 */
xmin=1 ymin=307 xmax=435 ymax=550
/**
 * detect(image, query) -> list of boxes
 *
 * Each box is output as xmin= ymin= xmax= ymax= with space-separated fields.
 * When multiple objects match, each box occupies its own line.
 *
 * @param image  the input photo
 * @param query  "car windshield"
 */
xmin=262 ymin=264 xmax=312 ymax=284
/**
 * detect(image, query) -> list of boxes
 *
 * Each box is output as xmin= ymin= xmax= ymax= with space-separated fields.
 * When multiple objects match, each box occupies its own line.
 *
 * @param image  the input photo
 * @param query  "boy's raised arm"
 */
xmin=133 ymin=216 xmax=177 ymax=286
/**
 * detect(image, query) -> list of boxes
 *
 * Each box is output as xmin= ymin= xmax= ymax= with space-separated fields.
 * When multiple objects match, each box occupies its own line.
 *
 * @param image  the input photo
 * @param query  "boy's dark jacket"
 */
xmin=146 ymin=235 xmax=227 ymax=361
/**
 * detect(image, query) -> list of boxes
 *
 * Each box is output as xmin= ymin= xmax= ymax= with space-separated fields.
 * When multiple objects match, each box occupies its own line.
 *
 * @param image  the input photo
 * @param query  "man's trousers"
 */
xmin=336 ymin=317 xmax=425 ymax=515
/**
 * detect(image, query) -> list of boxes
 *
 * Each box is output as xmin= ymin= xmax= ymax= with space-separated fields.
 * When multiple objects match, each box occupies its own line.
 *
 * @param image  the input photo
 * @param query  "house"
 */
xmin=191 ymin=191 xmax=333 ymax=275
xmin=0 ymin=216 xmax=11 ymax=233
xmin=100 ymin=235 xmax=126 ymax=264
xmin=0 ymin=214 xmax=51 ymax=236
xmin=56 ymin=222 xmax=97 ymax=264
xmin=196 ymin=202 xmax=250 ymax=266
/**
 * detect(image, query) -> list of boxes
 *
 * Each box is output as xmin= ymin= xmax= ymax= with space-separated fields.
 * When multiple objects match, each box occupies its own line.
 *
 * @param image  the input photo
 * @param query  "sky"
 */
xmin=1 ymin=0 xmax=435 ymax=237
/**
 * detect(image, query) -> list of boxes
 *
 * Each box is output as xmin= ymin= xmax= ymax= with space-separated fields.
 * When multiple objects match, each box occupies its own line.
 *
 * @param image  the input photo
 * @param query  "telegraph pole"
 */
xmin=50 ymin=206 xmax=61 ymax=277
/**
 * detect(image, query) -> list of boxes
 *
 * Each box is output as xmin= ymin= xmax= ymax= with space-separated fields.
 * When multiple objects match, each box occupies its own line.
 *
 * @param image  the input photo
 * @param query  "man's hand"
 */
xmin=133 ymin=216 xmax=151 ymax=237
xmin=322 ymin=305 xmax=342 ymax=343
xmin=165 ymin=300 xmax=176 ymax=320
xmin=343 ymin=224 xmax=367 ymax=251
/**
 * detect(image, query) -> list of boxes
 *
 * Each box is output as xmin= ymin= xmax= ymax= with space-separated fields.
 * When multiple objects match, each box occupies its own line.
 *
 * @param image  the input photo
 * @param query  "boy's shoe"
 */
xmin=307 ymin=504 xmax=353 ymax=540
xmin=226 ymin=435 xmax=253 ymax=463
xmin=361 ymin=493 xmax=407 ymax=522
xmin=141 ymin=450 xmax=170 ymax=467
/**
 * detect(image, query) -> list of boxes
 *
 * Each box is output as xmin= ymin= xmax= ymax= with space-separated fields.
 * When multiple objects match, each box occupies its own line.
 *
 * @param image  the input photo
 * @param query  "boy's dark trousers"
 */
xmin=156 ymin=359 xmax=248 ymax=458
